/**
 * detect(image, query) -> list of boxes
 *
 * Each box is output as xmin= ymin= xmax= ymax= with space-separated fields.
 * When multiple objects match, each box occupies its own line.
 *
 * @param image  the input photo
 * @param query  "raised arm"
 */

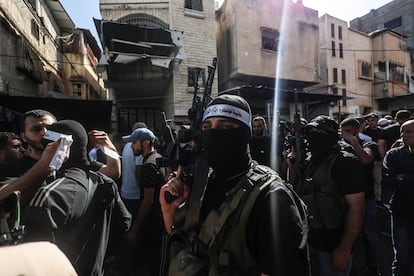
xmin=88 ymin=130 xmax=121 ymax=180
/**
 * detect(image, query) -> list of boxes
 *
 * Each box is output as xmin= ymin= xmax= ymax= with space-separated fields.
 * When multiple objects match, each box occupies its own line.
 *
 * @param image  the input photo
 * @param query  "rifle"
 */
xmin=165 ymin=58 xmax=217 ymax=204
xmin=187 ymin=58 xmax=217 ymax=131
xmin=188 ymin=67 xmax=202 ymax=130
xmin=157 ymin=111 xmax=178 ymax=170
xmin=289 ymin=89 xmax=305 ymax=189
xmin=293 ymin=89 xmax=302 ymax=167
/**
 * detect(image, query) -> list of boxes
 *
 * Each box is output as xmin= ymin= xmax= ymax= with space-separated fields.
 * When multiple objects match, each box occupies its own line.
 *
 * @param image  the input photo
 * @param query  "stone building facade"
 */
xmin=0 ymin=0 xmax=72 ymax=97
xmin=99 ymin=0 xmax=217 ymax=134
xmin=0 ymin=0 xmax=107 ymax=131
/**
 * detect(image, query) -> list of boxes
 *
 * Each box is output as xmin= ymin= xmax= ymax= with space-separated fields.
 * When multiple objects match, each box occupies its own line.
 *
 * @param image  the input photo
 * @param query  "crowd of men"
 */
xmin=250 ymin=109 xmax=414 ymax=276
xmin=0 ymin=97 xmax=413 ymax=276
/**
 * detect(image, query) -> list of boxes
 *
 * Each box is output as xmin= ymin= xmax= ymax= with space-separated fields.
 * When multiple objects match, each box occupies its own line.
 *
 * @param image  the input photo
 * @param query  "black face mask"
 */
xmin=200 ymin=127 xmax=251 ymax=179
xmin=307 ymin=131 xmax=338 ymax=157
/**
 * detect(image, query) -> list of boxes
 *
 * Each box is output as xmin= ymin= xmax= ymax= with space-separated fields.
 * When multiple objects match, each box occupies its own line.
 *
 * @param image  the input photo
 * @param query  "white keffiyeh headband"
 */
xmin=202 ymin=104 xmax=252 ymax=129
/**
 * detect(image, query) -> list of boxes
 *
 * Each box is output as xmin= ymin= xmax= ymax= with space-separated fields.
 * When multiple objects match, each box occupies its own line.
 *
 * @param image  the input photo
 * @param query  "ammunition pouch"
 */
xmin=302 ymin=193 xmax=346 ymax=230
xmin=297 ymin=150 xmax=348 ymax=230
xmin=160 ymin=229 xmax=208 ymax=276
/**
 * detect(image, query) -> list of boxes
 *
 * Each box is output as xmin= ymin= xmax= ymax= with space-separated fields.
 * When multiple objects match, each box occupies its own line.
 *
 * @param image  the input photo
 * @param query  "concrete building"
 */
xmin=59 ymin=28 xmax=106 ymax=100
xmin=0 ymin=0 xmax=74 ymax=97
xmin=0 ymin=0 xmax=108 ymax=131
xmin=98 ymin=0 xmax=217 ymax=134
xmin=311 ymin=15 xmax=374 ymax=120
xmin=350 ymin=0 xmax=414 ymax=71
xmin=215 ymin=0 xmax=341 ymax=123
xmin=372 ymin=29 xmax=413 ymax=113
xmin=349 ymin=0 xmax=414 ymax=114
xmin=308 ymin=14 xmax=411 ymax=120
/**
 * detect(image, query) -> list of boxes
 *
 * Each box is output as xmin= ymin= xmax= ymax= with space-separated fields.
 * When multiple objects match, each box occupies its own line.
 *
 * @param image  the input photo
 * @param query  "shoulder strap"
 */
xmin=199 ymin=165 xmax=276 ymax=247
xmin=184 ymin=156 xmax=210 ymax=231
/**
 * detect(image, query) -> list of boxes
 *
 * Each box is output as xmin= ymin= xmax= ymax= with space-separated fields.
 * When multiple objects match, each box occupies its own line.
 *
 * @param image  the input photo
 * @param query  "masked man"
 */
xmin=160 ymin=94 xmax=310 ymax=276
xmin=23 ymin=120 xmax=131 ymax=276
xmin=292 ymin=115 xmax=365 ymax=276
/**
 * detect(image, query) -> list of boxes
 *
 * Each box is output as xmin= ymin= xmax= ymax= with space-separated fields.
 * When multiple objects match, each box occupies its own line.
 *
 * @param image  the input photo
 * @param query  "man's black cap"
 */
xmin=395 ymin=110 xmax=411 ymax=121
xmin=306 ymin=115 xmax=339 ymax=135
xmin=365 ymin=112 xmax=378 ymax=119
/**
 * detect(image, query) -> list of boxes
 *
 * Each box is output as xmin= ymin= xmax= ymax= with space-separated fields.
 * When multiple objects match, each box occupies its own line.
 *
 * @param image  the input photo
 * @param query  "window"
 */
xmin=361 ymin=62 xmax=372 ymax=78
xmin=384 ymin=17 xmax=402 ymax=29
xmin=261 ymin=27 xmax=279 ymax=52
xmin=331 ymin=23 xmax=335 ymax=38
xmin=342 ymin=89 xmax=347 ymax=106
xmin=333 ymin=68 xmax=338 ymax=83
xmin=341 ymin=69 xmax=346 ymax=84
xmin=331 ymin=86 xmax=338 ymax=106
xmin=339 ymin=43 xmax=343 ymax=58
xmin=118 ymin=13 xmax=169 ymax=29
xmin=185 ymin=0 xmax=203 ymax=12
xmin=378 ymin=61 xmax=386 ymax=72
xmin=389 ymin=62 xmax=405 ymax=83
xmin=188 ymin=67 xmax=205 ymax=91
xmin=31 ymin=19 xmax=39 ymax=40
xmin=338 ymin=26 xmax=342 ymax=40
xmin=331 ymin=41 xmax=336 ymax=57
xmin=73 ymin=83 xmax=82 ymax=97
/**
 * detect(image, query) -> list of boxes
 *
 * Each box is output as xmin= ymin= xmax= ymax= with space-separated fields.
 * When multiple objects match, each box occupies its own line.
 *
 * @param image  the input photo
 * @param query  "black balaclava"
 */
xmin=305 ymin=115 xmax=339 ymax=158
xmin=47 ymin=120 xmax=90 ymax=171
xmin=200 ymin=94 xmax=252 ymax=179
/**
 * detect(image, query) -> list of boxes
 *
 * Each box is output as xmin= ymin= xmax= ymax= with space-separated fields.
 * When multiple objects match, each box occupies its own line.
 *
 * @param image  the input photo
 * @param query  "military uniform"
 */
xmin=201 ymin=164 xmax=309 ymax=275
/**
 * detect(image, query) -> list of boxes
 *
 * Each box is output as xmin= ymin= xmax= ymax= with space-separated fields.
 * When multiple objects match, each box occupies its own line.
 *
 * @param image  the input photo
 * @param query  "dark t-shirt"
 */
xmin=249 ymin=136 xmax=271 ymax=166
xmin=383 ymin=123 xmax=401 ymax=150
xmin=3 ymin=156 xmax=38 ymax=177
xmin=138 ymin=151 xmax=165 ymax=249
xmin=340 ymin=140 xmax=379 ymax=199
xmin=308 ymin=153 xmax=365 ymax=252
xmin=363 ymin=127 xmax=385 ymax=143
xmin=23 ymin=167 xmax=130 ymax=276
xmin=382 ymin=146 xmax=414 ymax=217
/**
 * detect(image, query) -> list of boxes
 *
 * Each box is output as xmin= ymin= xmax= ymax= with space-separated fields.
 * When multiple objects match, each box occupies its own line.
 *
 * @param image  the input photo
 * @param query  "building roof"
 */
xmin=44 ymin=0 xmax=75 ymax=33
xmin=368 ymin=28 xmax=407 ymax=38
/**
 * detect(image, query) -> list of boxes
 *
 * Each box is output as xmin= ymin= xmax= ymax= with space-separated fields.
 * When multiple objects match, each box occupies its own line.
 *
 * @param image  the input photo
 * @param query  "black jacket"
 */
xmin=24 ymin=168 xmax=131 ymax=276
xmin=382 ymin=145 xmax=414 ymax=217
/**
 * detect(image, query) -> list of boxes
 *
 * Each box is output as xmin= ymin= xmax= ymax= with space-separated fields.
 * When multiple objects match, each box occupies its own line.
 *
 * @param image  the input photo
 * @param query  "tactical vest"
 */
xmin=205 ymin=164 xmax=309 ymax=275
xmin=296 ymin=150 xmax=348 ymax=230
xmin=202 ymin=165 xmax=277 ymax=275
xmin=161 ymin=165 xmax=308 ymax=276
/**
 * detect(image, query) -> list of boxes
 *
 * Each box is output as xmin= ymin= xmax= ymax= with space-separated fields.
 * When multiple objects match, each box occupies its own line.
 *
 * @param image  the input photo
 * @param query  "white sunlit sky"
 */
xmin=60 ymin=0 xmax=392 ymax=46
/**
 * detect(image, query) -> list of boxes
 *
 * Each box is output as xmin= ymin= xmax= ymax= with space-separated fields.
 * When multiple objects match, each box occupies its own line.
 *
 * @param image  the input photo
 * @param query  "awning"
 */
xmin=94 ymin=19 xmax=185 ymax=69
xmin=0 ymin=95 xmax=112 ymax=131
xmin=220 ymin=85 xmax=345 ymax=104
